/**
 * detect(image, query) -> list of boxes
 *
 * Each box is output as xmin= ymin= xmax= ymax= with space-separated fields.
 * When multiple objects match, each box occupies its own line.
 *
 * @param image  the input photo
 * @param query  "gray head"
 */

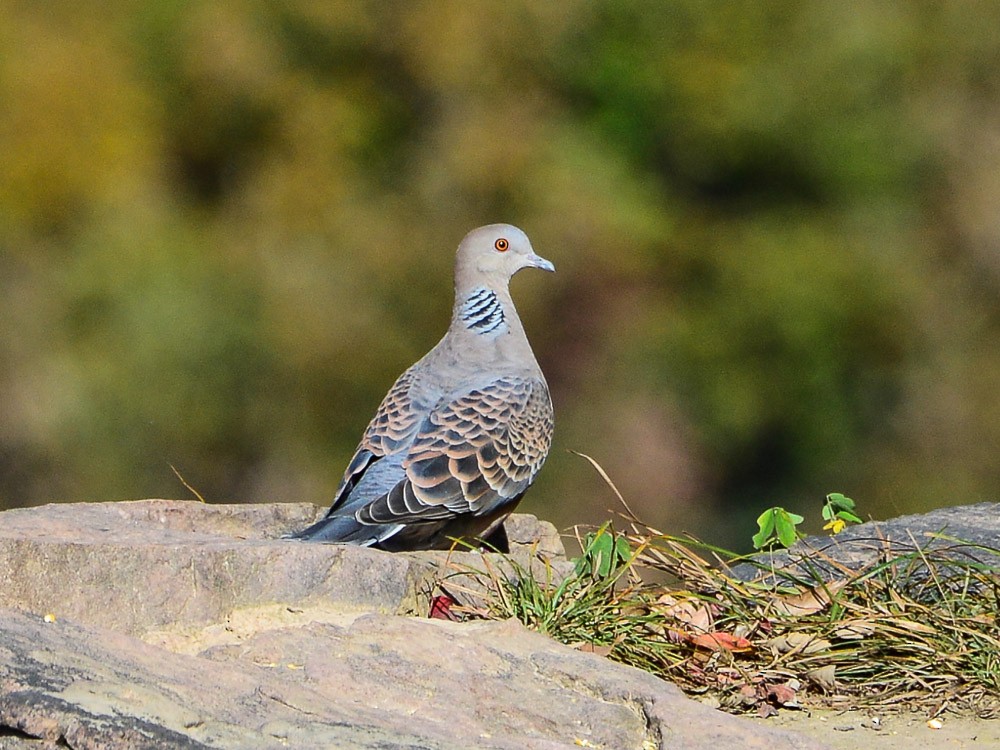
xmin=454 ymin=224 xmax=554 ymax=293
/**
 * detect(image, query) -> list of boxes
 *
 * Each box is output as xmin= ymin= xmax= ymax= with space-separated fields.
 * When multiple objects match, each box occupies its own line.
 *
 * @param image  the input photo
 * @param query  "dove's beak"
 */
xmin=526 ymin=253 xmax=555 ymax=273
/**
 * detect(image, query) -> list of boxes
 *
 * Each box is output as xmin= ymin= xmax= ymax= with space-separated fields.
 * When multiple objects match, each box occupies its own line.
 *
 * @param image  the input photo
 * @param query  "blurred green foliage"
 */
xmin=1 ymin=2 xmax=999 ymax=549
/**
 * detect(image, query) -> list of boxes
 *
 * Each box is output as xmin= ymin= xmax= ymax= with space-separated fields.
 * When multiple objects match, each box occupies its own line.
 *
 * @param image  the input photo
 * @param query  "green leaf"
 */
xmin=614 ymin=535 xmax=632 ymax=565
xmin=573 ymin=524 xmax=631 ymax=579
xmin=823 ymin=493 xmax=861 ymax=528
xmin=756 ymin=508 xmax=777 ymax=536
xmin=826 ymin=492 xmax=856 ymax=513
xmin=572 ymin=531 xmax=598 ymax=577
xmin=751 ymin=531 xmax=768 ymax=549
xmin=754 ymin=507 xmax=804 ymax=549
xmin=752 ymin=508 xmax=779 ymax=550
xmin=591 ymin=530 xmax=614 ymax=577
xmin=775 ymin=510 xmax=804 ymax=547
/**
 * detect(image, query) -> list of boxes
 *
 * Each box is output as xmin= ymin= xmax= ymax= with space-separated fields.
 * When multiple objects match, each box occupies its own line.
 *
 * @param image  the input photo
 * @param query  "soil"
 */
xmin=765 ymin=709 xmax=1000 ymax=749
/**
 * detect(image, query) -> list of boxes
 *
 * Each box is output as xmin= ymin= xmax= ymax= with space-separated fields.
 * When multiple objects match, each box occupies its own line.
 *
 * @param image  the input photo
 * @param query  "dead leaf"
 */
xmin=665 ymin=627 xmax=687 ymax=644
xmin=769 ymin=581 xmax=845 ymax=617
xmin=641 ymin=616 xmax=667 ymax=637
xmin=806 ymin=664 xmax=837 ymax=691
xmin=767 ymin=632 xmax=831 ymax=655
xmin=655 ymin=594 xmax=713 ymax=632
xmin=833 ymin=619 xmax=875 ymax=640
xmin=757 ymin=702 xmax=779 ymax=718
xmin=766 ymin=682 xmax=798 ymax=706
xmin=688 ymin=631 xmax=753 ymax=652
xmin=575 ymin=642 xmax=614 ymax=657
xmin=685 ymin=662 xmax=707 ymax=682
xmin=429 ymin=594 xmax=459 ymax=621
xmin=714 ymin=668 xmax=747 ymax=686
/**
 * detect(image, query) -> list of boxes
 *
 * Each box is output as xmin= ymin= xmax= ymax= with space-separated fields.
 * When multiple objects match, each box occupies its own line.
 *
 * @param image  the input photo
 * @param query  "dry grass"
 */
xmin=456 ymin=503 xmax=1000 ymax=718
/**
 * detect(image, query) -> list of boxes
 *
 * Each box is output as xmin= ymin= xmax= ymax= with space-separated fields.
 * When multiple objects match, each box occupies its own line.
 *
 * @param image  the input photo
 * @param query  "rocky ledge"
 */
xmin=0 ymin=500 xmax=827 ymax=749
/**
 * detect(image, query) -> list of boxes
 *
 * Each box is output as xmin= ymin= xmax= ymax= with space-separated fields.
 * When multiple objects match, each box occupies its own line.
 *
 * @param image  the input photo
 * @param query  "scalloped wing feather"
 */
xmin=326 ymin=366 xmax=425 ymax=514
xmin=357 ymin=377 xmax=553 ymax=526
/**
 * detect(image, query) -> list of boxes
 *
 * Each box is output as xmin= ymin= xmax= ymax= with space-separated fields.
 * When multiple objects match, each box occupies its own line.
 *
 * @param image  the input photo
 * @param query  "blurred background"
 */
xmin=1 ymin=2 xmax=998 ymax=551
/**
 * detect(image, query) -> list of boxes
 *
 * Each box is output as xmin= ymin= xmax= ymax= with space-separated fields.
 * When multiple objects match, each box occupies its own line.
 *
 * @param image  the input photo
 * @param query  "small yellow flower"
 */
xmin=823 ymin=518 xmax=847 ymax=535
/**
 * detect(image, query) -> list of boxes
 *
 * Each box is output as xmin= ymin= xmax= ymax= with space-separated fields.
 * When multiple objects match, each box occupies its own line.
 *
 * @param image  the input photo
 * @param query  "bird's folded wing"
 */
xmin=358 ymin=376 xmax=553 ymax=525
xmin=327 ymin=367 xmax=424 ymax=513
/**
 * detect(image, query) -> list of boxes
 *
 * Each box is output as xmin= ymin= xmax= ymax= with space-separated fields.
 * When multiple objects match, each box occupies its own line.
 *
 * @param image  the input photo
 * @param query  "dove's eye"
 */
xmin=494 ymin=238 xmax=509 ymax=252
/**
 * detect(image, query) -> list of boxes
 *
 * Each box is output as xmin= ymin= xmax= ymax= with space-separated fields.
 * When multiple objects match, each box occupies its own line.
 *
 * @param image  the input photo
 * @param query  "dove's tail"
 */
xmin=286 ymin=498 xmax=520 ymax=552
xmin=284 ymin=512 xmax=387 ymax=546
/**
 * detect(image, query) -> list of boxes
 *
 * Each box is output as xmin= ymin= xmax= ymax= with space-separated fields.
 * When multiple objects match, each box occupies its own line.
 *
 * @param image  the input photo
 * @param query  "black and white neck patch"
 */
xmin=460 ymin=286 xmax=507 ymax=336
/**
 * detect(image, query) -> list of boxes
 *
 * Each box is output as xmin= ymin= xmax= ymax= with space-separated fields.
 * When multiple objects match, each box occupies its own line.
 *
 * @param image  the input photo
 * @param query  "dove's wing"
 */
xmin=287 ymin=367 xmax=426 ymax=542
xmin=359 ymin=376 xmax=553 ymax=529
xmin=326 ymin=367 xmax=425 ymax=515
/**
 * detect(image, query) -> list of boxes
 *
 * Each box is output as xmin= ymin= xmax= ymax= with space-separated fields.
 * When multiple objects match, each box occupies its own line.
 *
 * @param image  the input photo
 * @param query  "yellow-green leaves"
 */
xmin=752 ymin=507 xmax=804 ymax=550
xmin=821 ymin=493 xmax=862 ymax=535
xmin=753 ymin=493 xmax=863 ymax=549
xmin=574 ymin=524 xmax=633 ymax=580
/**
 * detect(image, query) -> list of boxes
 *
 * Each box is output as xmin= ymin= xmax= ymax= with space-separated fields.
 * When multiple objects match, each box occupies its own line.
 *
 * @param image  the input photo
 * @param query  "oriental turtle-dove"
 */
xmin=290 ymin=224 xmax=555 ymax=551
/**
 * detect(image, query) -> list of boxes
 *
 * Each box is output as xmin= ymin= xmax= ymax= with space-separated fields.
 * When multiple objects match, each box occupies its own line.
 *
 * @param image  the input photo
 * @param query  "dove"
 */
xmin=290 ymin=224 xmax=555 ymax=551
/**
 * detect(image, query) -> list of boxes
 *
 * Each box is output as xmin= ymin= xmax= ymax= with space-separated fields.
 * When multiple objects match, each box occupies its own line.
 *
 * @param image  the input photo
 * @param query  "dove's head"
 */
xmin=455 ymin=224 xmax=555 ymax=291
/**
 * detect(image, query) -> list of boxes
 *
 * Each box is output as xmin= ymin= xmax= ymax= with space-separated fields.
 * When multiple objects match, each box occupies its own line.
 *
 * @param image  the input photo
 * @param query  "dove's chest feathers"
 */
xmin=411 ymin=285 xmax=544 ymax=398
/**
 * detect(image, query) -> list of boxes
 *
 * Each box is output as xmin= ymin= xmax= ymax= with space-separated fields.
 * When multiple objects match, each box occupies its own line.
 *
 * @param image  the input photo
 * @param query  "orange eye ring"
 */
xmin=494 ymin=238 xmax=509 ymax=252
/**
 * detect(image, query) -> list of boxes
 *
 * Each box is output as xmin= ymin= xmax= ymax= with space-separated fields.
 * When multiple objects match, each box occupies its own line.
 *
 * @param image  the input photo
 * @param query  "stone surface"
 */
xmin=0 ymin=607 xmax=826 ymax=750
xmin=731 ymin=502 xmax=1000 ymax=584
xmin=0 ymin=500 xmax=564 ymax=637
xmin=0 ymin=500 xmax=432 ymax=635
xmin=0 ymin=500 xmax=828 ymax=749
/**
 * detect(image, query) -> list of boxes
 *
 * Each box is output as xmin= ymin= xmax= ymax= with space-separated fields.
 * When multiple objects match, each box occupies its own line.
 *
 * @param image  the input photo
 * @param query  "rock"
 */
xmin=0 ymin=607 xmax=825 ymax=750
xmin=0 ymin=500 xmax=828 ymax=749
xmin=731 ymin=501 xmax=1000 ymax=585
xmin=0 ymin=500 xmax=435 ymax=635
xmin=0 ymin=500 xmax=567 ymax=639
xmin=497 ymin=512 xmax=565 ymax=557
